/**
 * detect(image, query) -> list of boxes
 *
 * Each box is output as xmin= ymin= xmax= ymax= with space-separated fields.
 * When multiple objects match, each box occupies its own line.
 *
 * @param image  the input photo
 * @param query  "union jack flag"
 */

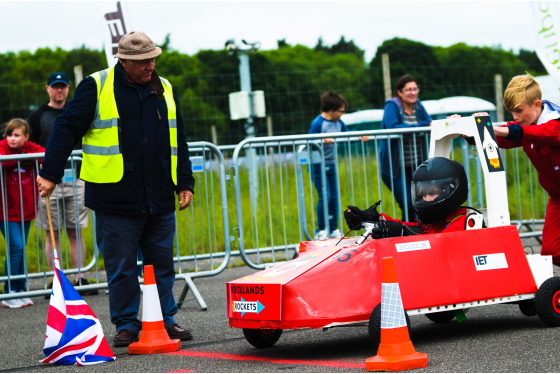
xmin=42 ymin=250 xmax=115 ymax=365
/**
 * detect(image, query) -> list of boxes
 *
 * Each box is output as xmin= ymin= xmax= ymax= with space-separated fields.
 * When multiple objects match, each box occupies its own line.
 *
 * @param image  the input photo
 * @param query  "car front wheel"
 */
xmin=535 ymin=277 xmax=560 ymax=327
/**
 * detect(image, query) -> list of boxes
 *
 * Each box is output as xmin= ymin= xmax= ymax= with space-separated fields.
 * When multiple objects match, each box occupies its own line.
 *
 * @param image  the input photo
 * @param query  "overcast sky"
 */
xmin=1 ymin=1 xmax=538 ymax=62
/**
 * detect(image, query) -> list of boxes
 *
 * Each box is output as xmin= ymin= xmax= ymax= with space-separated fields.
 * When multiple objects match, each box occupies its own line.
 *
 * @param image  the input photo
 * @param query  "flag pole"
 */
xmin=45 ymin=196 xmax=58 ymax=259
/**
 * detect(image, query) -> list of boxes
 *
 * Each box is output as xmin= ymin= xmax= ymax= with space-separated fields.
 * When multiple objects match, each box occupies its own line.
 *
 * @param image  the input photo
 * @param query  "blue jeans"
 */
xmin=382 ymin=167 xmax=416 ymax=222
xmin=95 ymin=211 xmax=177 ymax=333
xmin=0 ymin=221 xmax=31 ymax=293
xmin=311 ymin=163 xmax=339 ymax=232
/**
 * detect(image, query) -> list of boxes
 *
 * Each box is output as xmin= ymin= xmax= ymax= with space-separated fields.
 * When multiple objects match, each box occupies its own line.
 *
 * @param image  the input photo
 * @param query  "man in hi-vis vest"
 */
xmin=37 ymin=31 xmax=195 ymax=348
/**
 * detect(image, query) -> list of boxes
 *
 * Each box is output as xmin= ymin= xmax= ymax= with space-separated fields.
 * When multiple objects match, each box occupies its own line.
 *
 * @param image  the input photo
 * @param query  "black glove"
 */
xmin=344 ymin=200 xmax=382 ymax=230
xmin=370 ymin=221 xmax=422 ymax=239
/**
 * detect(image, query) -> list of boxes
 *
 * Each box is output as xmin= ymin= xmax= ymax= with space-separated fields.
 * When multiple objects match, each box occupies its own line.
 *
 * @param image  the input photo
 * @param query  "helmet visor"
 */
xmin=412 ymin=177 xmax=457 ymax=203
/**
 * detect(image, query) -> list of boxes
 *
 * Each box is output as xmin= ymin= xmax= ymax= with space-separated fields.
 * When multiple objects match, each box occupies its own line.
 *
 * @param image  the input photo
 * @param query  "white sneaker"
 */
xmin=330 ymin=229 xmax=342 ymax=239
xmin=21 ymin=297 xmax=33 ymax=306
xmin=2 ymin=292 xmax=26 ymax=309
xmin=314 ymin=230 xmax=329 ymax=240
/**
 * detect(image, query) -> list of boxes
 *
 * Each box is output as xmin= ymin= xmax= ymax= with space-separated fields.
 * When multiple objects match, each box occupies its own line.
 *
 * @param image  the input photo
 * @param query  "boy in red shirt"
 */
xmin=459 ymin=74 xmax=560 ymax=267
xmin=0 ymin=118 xmax=44 ymax=308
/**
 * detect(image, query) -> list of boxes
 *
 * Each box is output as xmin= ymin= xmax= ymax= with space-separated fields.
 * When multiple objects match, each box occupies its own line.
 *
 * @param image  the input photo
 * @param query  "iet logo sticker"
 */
xmin=395 ymin=240 xmax=431 ymax=252
xmin=474 ymin=253 xmax=508 ymax=270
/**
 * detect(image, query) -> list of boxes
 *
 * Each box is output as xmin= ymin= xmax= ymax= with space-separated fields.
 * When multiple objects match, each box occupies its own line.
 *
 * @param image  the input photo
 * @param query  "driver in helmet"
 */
xmin=344 ymin=157 xmax=471 ymax=238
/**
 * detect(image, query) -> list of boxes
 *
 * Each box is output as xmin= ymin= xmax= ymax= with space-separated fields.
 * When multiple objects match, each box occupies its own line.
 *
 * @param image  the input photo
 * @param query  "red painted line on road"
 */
xmin=168 ymin=370 xmax=193 ymax=373
xmin=167 ymin=350 xmax=365 ymax=369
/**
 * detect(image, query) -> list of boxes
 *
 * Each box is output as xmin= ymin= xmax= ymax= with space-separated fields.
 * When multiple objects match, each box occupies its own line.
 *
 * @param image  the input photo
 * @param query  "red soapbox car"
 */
xmin=226 ymin=116 xmax=560 ymax=349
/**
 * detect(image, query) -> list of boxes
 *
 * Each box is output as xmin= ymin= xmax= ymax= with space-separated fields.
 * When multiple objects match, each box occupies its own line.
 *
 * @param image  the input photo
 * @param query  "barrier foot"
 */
xmin=177 ymin=275 xmax=207 ymax=311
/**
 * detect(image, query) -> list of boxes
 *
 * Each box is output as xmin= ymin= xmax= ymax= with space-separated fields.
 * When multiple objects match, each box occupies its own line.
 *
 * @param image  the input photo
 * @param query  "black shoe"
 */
xmin=166 ymin=323 xmax=193 ymax=341
xmin=113 ymin=329 xmax=138 ymax=347
xmin=74 ymin=278 xmax=99 ymax=296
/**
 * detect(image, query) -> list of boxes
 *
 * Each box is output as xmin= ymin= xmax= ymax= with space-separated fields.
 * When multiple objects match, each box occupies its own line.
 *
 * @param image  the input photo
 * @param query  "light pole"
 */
xmin=225 ymin=39 xmax=263 ymax=220
xmin=225 ymin=39 xmax=261 ymax=138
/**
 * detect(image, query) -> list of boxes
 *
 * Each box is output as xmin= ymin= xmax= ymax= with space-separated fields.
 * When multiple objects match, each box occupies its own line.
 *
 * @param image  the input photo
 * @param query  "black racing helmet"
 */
xmin=411 ymin=157 xmax=469 ymax=224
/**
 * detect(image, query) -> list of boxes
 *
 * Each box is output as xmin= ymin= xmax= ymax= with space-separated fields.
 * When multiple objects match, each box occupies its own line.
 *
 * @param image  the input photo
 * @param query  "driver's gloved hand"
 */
xmin=344 ymin=200 xmax=382 ymax=230
xmin=370 ymin=221 xmax=422 ymax=238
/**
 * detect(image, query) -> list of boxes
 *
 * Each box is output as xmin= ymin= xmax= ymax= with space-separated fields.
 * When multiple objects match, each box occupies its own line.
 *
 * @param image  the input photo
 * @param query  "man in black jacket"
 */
xmin=28 ymin=72 xmax=94 ymax=294
xmin=37 ymin=31 xmax=195 ymax=347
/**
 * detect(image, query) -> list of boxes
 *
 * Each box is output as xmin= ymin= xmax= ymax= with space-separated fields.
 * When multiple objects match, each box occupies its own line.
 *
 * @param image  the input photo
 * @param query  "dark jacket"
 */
xmin=28 ymin=102 xmax=68 ymax=147
xmin=379 ymin=97 xmax=431 ymax=176
xmin=27 ymin=101 xmax=82 ymax=172
xmin=39 ymin=62 xmax=195 ymax=215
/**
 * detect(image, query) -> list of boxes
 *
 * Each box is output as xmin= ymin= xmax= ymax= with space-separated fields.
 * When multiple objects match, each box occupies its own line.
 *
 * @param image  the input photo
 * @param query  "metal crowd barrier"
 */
xmin=230 ymin=127 xmax=548 ymax=269
xmin=174 ymin=141 xmax=231 ymax=310
xmin=0 ymin=151 xmax=102 ymax=301
xmin=0 ymin=143 xmax=232 ymax=309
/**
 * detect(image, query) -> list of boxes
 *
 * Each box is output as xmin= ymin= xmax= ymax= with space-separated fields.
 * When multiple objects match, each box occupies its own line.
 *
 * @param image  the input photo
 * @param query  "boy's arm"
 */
xmin=494 ymin=123 xmax=523 ymax=149
xmin=520 ymin=118 xmax=560 ymax=145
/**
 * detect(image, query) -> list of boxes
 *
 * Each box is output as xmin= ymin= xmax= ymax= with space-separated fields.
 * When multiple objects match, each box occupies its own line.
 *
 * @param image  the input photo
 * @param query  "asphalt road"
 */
xmin=0 ymin=248 xmax=558 ymax=373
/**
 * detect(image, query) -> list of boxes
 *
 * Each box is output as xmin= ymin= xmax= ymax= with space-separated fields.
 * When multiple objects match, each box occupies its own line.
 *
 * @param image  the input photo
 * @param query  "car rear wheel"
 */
xmin=242 ymin=328 xmax=283 ymax=348
xmin=535 ymin=277 xmax=560 ymax=327
xmin=518 ymin=300 xmax=537 ymax=316
xmin=368 ymin=303 xmax=411 ymax=351
xmin=425 ymin=310 xmax=456 ymax=323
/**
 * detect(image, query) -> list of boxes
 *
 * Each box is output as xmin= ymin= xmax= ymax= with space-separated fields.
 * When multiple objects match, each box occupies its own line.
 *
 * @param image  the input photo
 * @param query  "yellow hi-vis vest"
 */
xmin=80 ymin=66 xmax=178 ymax=185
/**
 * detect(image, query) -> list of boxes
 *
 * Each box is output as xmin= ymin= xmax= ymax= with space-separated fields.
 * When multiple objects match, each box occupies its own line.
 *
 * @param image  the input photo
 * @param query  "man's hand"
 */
xmin=178 ymin=190 xmax=193 ymax=210
xmin=36 ymin=176 xmax=56 ymax=197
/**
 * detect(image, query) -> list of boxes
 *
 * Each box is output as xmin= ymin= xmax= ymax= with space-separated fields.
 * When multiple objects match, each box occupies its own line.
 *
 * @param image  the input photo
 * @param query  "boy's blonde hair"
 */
xmin=3 ymin=118 xmax=30 ymax=138
xmin=503 ymin=74 xmax=542 ymax=112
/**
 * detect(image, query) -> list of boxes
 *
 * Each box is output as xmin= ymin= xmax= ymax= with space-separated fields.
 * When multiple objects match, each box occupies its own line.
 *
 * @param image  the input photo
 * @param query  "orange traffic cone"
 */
xmin=129 ymin=265 xmax=182 ymax=354
xmin=366 ymin=256 xmax=427 ymax=371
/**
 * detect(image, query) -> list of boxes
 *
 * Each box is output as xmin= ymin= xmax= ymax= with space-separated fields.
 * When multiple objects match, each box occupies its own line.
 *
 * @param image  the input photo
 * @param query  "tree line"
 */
xmin=0 ymin=36 xmax=546 ymax=145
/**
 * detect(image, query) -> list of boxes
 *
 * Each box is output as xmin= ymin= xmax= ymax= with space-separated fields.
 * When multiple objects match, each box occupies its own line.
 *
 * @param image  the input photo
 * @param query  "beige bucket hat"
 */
xmin=114 ymin=31 xmax=162 ymax=60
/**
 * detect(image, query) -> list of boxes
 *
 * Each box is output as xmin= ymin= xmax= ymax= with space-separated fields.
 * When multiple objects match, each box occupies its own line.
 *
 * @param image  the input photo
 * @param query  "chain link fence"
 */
xmin=0 ymin=63 xmax=543 ymax=145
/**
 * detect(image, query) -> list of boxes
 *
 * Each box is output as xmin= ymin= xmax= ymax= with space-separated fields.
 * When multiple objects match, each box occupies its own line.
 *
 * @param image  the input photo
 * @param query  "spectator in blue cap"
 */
xmin=28 ymin=72 xmax=94 ymax=296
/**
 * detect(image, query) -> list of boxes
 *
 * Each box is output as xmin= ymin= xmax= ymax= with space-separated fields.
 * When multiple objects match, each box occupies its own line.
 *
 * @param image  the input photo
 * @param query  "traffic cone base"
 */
xmin=365 ymin=351 xmax=428 ymax=372
xmin=128 ymin=338 xmax=181 ymax=355
xmin=128 ymin=265 xmax=182 ymax=355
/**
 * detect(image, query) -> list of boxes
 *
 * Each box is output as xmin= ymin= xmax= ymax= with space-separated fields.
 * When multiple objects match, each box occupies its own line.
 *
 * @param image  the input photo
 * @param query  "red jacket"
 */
xmin=497 ymin=119 xmax=560 ymax=200
xmin=381 ymin=207 xmax=468 ymax=234
xmin=0 ymin=139 xmax=45 ymax=222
